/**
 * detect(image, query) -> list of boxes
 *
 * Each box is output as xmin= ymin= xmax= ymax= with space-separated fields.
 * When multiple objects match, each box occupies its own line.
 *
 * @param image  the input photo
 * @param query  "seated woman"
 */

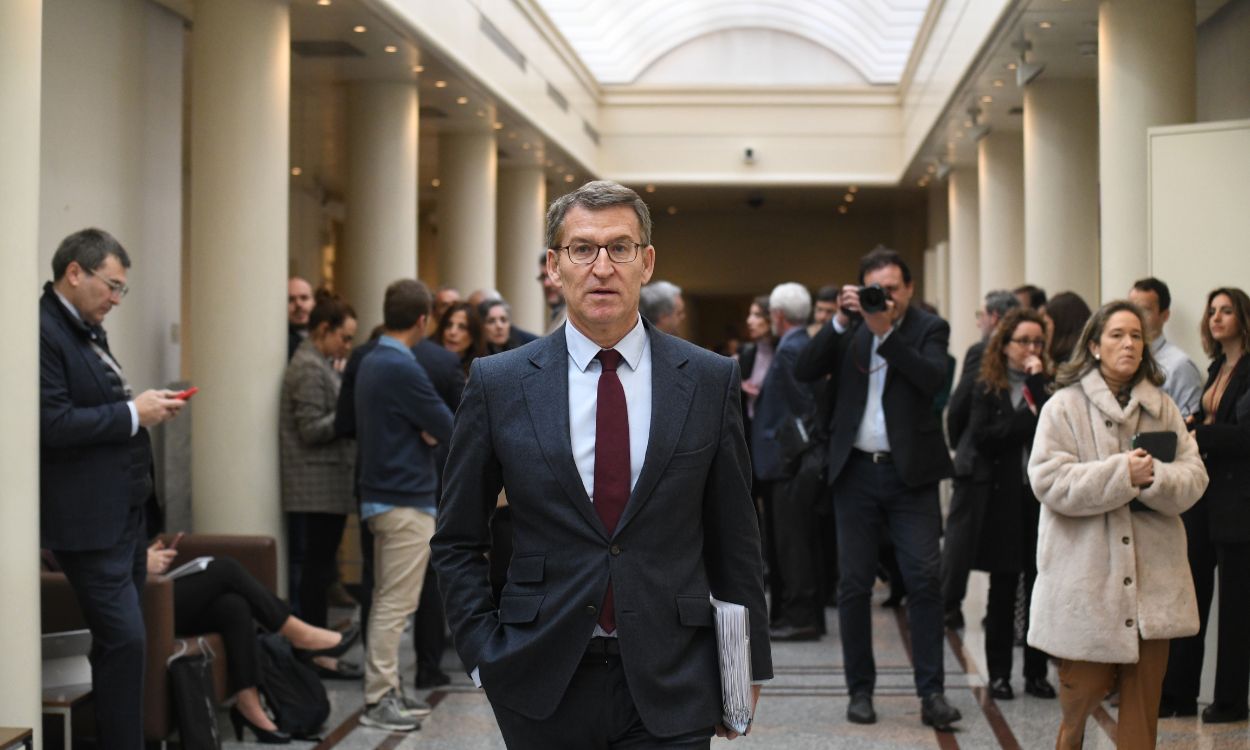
xmin=1027 ymin=300 xmax=1208 ymax=748
xmin=147 ymin=541 xmax=358 ymax=744
xmin=967 ymin=308 xmax=1054 ymax=700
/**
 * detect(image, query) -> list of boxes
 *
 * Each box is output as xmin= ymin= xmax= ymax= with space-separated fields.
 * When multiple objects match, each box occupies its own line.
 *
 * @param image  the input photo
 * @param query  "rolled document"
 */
xmin=711 ymin=596 xmax=753 ymax=734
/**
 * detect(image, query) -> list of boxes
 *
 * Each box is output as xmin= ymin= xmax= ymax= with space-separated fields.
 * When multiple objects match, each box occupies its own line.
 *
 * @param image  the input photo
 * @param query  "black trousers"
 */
xmin=173 ymin=556 xmax=290 ymax=693
xmin=53 ymin=505 xmax=147 ymax=750
xmin=488 ymin=639 xmax=714 ymax=749
xmin=940 ymin=477 xmax=984 ymax=619
xmin=1163 ymin=499 xmax=1250 ymax=710
xmin=771 ymin=462 xmax=824 ymax=630
xmin=985 ymin=570 xmax=1047 ymax=681
xmin=289 ymin=511 xmax=346 ymax=628
xmin=358 ymin=517 xmax=447 ymax=677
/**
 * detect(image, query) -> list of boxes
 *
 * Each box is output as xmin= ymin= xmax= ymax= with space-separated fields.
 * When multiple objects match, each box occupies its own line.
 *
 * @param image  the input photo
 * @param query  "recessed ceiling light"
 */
xmin=353 ymin=25 xmax=366 ymax=33
xmin=1007 ymin=62 xmax=1018 ymax=70
xmin=522 ymin=142 xmax=531 ymax=150
xmin=412 ymin=65 xmax=424 ymax=73
xmin=848 ymin=185 xmax=859 ymax=194
xmin=981 ymin=95 xmax=993 ymax=103
xmin=667 ymin=206 xmax=678 ymax=215
xmin=434 ymin=80 xmax=447 ymax=88
xmin=290 ymin=166 xmax=302 ymax=176
xmin=317 ymin=0 xmax=331 ymax=6
xmin=837 ymin=205 xmax=849 ymax=214
xmin=844 ymin=193 xmax=855 ymax=202
xmin=993 ymin=79 xmax=1004 ymax=87
xmin=493 ymin=122 xmax=504 ymax=130
xmin=456 ymin=96 xmax=468 ymax=105
xmin=1038 ymin=20 xmax=1053 ymax=30
xmin=564 ymin=174 xmax=575 ymax=183
xmin=384 ymin=45 xmax=398 ymax=54
xmin=918 ymin=178 xmax=929 ymax=187
xmin=431 ymin=178 xmax=441 ymax=188
xmin=645 ymin=184 xmax=656 ymax=193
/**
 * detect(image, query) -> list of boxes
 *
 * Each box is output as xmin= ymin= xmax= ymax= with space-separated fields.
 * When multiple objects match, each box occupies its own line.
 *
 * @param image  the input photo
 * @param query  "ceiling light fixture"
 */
xmin=564 ymin=174 xmax=575 ymax=183
xmin=456 ymin=96 xmax=468 ymax=105
xmin=353 ymin=25 xmax=366 ymax=33
xmin=412 ymin=65 xmax=424 ymax=73
xmin=837 ymin=205 xmax=848 ymax=215
xmin=1007 ymin=62 xmax=1018 ymax=70
xmin=431 ymin=178 xmax=441 ymax=188
xmin=1038 ymin=20 xmax=1053 ymax=30
xmin=434 ymin=80 xmax=447 ymax=88
xmin=290 ymin=166 xmax=302 ymax=176
xmin=981 ymin=95 xmax=993 ymax=104
xmin=317 ymin=0 xmax=331 ymax=5
xmin=493 ymin=122 xmax=504 ymax=130
xmin=1013 ymin=37 xmax=1046 ymax=86
xmin=667 ymin=206 xmax=678 ymax=215
xmin=844 ymin=194 xmax=855 ymax=202
xmin=645 ymin=184 xmax=656 ymax=193
xmin=384 ymin=45 xmax=398 ymax=53
xmin=848 ymin=185 xmax=859 ymax=194
xmin=993 ymin=79 xmax=1004 ymax=87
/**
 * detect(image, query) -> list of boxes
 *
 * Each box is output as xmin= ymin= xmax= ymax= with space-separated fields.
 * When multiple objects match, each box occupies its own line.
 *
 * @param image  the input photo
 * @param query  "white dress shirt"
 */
xmin=831 ymin=317 xmax=893 ymax=452
xmin=1152 ymin=335 xmax=1204 ymax=418
xmin=565 ymin=315 xmax=652 ymax=499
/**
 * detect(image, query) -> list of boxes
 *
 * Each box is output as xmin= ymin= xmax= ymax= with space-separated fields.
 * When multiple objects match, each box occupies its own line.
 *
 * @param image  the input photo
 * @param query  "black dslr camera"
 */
xmin=857 ymin=284 xmax=889 ymax=314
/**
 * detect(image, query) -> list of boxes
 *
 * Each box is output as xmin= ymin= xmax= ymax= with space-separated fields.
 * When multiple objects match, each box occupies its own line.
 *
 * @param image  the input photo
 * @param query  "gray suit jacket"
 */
xmin=280 ymin=339 xmax=355 ymax=514
xmin=432 ymin=322 xmax=772 ymax=737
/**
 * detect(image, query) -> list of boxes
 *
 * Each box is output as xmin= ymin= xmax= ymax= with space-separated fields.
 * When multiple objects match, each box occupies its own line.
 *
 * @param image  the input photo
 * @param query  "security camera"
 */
xmin=743 ymin=147 xmax=756 ymax=165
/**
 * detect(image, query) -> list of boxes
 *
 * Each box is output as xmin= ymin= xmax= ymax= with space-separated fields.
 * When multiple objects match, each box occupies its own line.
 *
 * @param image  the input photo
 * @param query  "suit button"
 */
xmin=1124 ymin=577 xmax=1133 ymax=586
xmin=1105 ymin=420 xmax=1113 ymax=428
xmin=610 ymin=545 xmax=621 ymax=556
xmin=1125 ymin=619 xmax=1134 ymax=627
xmin=586 ymin=605 xmax=597 ymax=616
xmin=1122 ymin=537 xmax=1131 ymax=545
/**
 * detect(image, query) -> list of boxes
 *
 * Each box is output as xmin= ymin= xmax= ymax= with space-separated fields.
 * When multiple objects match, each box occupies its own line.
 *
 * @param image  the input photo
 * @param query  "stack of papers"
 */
xmin=166 ymin=556 xmax=214 ymax=581
xmin=711 ymin=596 xmax=752 ymax=734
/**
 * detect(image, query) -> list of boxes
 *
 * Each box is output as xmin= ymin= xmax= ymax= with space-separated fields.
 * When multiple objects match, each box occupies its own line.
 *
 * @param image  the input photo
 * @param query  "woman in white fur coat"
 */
xmin=1027 ymin=300 xmax=1208 ymax=749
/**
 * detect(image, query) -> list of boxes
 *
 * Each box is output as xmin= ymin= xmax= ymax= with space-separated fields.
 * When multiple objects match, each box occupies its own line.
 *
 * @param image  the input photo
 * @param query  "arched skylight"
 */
xmin=535 ymin=0 xmax=932 ymax=85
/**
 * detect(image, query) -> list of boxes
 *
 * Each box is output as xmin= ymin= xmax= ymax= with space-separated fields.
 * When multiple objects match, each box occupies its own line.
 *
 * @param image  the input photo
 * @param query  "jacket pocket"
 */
xmin=676 ymin=595 xmax=713 ymax=627
xmin=668 ymin=443 xmax=715 ymax=471
xmin=497 ymin=594 xmax=544 ymax=624
xmin=508 ymin=554 xmax=545 ymax=584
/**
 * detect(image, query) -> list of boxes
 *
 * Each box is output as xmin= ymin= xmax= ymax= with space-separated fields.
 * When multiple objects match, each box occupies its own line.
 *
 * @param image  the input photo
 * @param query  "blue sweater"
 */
xmin=355 ymin=336 xmax=455 ymax=510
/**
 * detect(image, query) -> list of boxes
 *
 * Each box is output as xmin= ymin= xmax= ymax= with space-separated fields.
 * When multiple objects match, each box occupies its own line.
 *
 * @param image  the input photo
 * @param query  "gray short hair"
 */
xmin=768 ymin=282 xmax=812 ymax=325
xmin=545 ymin=180 xmax=652 ymax=250
xmin=640 ymin=280 xmax=682 ymax=322
xmin=985 ymin=289 xmax=1019 ymax=318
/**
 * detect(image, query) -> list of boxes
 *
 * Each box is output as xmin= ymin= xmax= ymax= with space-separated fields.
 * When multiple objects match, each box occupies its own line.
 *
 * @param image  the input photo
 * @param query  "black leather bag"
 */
xmin=168 ymin=638 xmax=222 ymax=750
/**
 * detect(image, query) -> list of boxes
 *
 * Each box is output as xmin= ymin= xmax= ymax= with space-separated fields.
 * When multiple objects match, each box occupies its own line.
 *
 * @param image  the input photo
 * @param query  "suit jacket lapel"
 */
xmin=616 ymin=328 xmax=694 ymax=536
xmin=520 ymin=330 xmax=610 ymax=541
xmin=883 ymin=308 xmax=914 ymax=392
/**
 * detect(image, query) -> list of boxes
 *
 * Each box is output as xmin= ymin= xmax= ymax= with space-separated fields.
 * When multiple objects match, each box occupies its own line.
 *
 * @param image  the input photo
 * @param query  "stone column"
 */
xmin=948 ymin=167 xmax=981 ymax=371
xmin=188 ymin=0 xmax=288 ymax=563
xmin=1024 ymin=78 xmax=1100 ymax=304
xmin=497 ymin=165 xmax=547 ymax=334
xmin=977 ymin=130 xmax=1025 ymax=294
xmin=1098 ymin=0 xmax=1195 ymax=300
xmin=0 ymin=0 xmax=44 ymax=740
xmin=437 ymin=132 xmax=497 ymax=295
xmin=339 ymin=82 xmax=419 ymax=333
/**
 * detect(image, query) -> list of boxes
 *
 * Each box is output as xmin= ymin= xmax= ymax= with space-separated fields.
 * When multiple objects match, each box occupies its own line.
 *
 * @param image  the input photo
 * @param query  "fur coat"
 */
xmin=1026 ymin=368 xmax=1208 ymax=664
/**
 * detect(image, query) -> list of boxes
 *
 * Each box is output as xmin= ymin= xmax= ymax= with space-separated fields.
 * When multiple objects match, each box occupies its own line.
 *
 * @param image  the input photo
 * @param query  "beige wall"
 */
xmin=1197 ymin=0 xmax=1250 ymax=122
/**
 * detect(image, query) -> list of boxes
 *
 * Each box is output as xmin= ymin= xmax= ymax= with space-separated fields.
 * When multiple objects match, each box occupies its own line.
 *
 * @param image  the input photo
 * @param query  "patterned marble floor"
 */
xmin=209 ymin=574 xmax=1250 ymax=750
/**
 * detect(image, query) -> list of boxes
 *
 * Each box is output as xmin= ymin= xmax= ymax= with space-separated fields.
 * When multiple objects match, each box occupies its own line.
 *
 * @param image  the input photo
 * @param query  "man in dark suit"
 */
xmin=795 ymin=247 xmax=961 ymax=731
xmin=750 ymin=282 xmax=822 ymax=641
xmin=940 ymin=289 xmax=1018 ymax=630
xmin=433 ymin=180 xmax=771 ymax=748
xmin=336 ymin=308 xmax=466 ymax=690
xmin=40 ymin=228 xmax=186 ymax=750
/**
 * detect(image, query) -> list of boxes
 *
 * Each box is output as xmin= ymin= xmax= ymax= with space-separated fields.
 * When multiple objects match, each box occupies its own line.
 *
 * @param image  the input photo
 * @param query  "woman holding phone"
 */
xmin=1160 ymin=287 xmax=1250 ymax=723
xmin=1027 ymin=300 xmax=1207 ymax=748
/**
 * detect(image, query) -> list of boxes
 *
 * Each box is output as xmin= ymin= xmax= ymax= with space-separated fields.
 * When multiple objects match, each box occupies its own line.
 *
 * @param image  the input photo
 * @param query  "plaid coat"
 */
xmin=280 ymin=339 xmax=355 ymax=514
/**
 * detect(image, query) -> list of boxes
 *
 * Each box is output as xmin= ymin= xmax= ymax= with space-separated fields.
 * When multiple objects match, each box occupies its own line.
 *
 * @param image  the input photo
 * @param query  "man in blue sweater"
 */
xmin=356 ymin=279 xmax=455 ymax=731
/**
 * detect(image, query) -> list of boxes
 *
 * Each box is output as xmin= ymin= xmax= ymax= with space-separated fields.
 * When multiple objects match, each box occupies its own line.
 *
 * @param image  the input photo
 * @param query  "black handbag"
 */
xmin=167 ymin=638 xmax=222 ymax=750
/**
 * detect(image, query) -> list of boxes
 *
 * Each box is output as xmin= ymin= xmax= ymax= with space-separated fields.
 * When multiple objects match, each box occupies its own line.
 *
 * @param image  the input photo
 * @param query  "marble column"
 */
xmin=497 ymin=165 xmax=547 ymax=334
xmin=437 ymin=132 xmax=497 ymax=295
xmin=0 ymin=0 xmax=44 ymax=740
xmin=977 ymin=130 xmax=1025 ymax=294
xmin=340 ymin=82 xmax=419 ymax=333
xmin=948 ymin=167 xmax=981 ymax=371
xmin=1098 ymin=0 xmax=1195 ymax=300
xmin=1024 ymin=78 xmax=1100 ymax=304
xmin=188 ymin=0 xmax=288 ymax=567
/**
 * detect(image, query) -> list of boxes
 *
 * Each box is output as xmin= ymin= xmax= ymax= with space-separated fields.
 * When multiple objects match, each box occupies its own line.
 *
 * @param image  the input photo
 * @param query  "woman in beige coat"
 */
xmin=1027 ymin=300 xmax=1208 ymax=749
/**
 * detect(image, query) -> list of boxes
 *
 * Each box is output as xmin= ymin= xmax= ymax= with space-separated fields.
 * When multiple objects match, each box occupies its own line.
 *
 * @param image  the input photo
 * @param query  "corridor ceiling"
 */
xmin=533 ymin=0 xmax=933 ymax=85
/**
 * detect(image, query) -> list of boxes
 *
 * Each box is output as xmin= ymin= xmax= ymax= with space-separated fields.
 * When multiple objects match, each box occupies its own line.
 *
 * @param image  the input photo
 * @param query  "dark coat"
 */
xmin=39 ymin=284 xmax=152 ymax=551
xmin=431 ymin=323 xmax=771 ymax=737
xmin=795 ymin=307 xmax=955 ymax=488
xmin=948 ymin=340 xmax=985 ymax=477
xmin=1192 ymin=354 xmax=1250 ymax=544
xmin=968 ymin=373 xmax=1050 ymax=572
xmin=751 ymin=327 xmax=818 ymax=481
xmin=336 ymin=337 xmax=466 ymax=438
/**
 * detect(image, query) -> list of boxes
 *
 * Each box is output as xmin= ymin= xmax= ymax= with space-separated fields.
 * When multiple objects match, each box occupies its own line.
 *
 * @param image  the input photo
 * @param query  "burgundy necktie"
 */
xmin=593 ymin=349 xmax=629 ymax=633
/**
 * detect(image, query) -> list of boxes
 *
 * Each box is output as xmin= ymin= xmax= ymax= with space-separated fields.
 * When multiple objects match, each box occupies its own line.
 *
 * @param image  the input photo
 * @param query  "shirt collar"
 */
xmin=53 ymin=288 xmax=84 ymax=323
xmin=1151 ymin=335 xmax=1167 ymax=353
xmin=565 ymin=314 xmax=646 ymax=373
xmin=378 ymin=334 xmax=416 ymax=360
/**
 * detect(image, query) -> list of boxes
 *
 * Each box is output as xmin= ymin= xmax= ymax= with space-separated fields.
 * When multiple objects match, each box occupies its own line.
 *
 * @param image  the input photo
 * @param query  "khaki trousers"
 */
xmin=364 ymin=507 xmax=434 ymax=704
xmin=1056 ymin=638 xmax=1170 ymax=749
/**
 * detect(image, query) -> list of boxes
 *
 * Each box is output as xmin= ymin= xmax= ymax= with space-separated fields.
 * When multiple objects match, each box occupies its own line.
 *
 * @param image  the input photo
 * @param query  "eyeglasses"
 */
xmin=1010 ymin=337 xmax=1046 ymax=349
xmin=85 ymin=269 xmax=129 ymax=299
xmin=554 ymin=241 xmax=641 ymax=265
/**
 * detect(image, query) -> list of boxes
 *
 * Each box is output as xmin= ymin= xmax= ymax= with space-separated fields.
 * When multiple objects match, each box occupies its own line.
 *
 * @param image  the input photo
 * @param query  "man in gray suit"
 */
xmin=433 ymin=180 xmax=771 ymax=748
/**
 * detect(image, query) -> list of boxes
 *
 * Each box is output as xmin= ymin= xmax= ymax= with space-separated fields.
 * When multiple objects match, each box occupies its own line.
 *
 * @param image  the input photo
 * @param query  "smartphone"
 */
xmin=169 ymin=532 xmax=185 ymax=549
xmin=175 ymin=386 xmax=199 ymax=400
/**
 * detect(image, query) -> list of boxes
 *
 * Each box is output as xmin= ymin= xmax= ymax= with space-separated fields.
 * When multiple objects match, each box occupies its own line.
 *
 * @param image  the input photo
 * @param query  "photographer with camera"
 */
xmin=795 ymin=246 xmax=959 ymax=731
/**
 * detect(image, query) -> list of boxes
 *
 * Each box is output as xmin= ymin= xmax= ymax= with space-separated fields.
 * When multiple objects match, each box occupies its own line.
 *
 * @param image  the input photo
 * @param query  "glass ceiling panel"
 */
xmin=535 ymin=0 xmax=933 ymax=85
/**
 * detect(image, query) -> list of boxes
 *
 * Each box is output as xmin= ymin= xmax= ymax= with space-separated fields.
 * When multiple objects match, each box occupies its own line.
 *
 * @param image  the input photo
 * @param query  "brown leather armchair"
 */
xmin=41 ymin=534 xmax=278 ymax=742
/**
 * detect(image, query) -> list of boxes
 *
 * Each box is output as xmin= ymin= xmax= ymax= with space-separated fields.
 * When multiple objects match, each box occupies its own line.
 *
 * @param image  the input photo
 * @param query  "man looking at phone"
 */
xmin=795 ymin=246 xmax=961 ymax=731
xmin=41 ymin=228 xmax=186 ymax=750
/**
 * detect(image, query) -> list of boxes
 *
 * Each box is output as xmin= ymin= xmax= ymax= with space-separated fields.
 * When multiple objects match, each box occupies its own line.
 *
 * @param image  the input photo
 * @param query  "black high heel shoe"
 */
xmin=297 ymin=623 xmax=360 ymax=660
xmin=230 ymin=705 xmax=291 ymax=744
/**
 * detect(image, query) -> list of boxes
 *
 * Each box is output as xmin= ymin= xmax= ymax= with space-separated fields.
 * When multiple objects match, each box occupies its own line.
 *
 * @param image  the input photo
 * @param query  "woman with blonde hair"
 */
xmin=1028 ymin=300 xmax=1208 ymax=748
